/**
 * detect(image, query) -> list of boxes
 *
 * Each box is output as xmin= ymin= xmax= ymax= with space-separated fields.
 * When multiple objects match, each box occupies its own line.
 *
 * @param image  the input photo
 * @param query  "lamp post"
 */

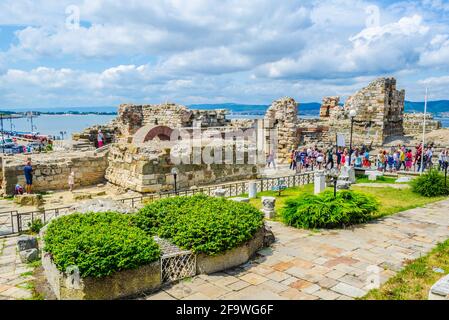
xmin=171 ymin=167 xmax=179 ymax=195
xmin=348 ymin=109 xmax=357 ymax=167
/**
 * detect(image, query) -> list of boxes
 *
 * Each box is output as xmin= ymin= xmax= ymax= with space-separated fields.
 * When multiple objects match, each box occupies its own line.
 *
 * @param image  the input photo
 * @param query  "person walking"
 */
xmin=23 ymin=160 xmax=33 ymax=194
xmin=97 ymin=130 xmax=104 ymax=148
xmin=326 ymin=148 xmax=334 ymax=170
xmin=68 ymin=171 xmax=75 ymax=192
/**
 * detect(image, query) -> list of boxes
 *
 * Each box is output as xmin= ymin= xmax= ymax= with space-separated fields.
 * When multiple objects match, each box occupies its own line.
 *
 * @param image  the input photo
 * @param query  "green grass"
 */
xmin=355 ymin=176 xmax=399 ymax=184
xmin=363 ymin=239 xmax=449 ymax=300
xmin=242 ymin=182 xmax=447 ymax=222
xmin=351 ymin=185 xmax=448 ymax=219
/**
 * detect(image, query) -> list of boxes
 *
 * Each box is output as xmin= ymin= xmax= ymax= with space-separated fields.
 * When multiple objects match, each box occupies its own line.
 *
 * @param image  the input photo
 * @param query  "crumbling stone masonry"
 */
xmin=105 ymin=143 xmax=260 ymax=193
xmin=319 ymin=97 xmax=340 ymax=118
xmin=342 ymin=77 xmax=405 ymax=145
xmin=403 ymin=113 xmax=442 ymax=137
xmin=116 ymin=103 xmax=230 ymax=137
xmin=264 ymin=97 xmax=299 ymax=163
xmin=1 ymin=150 xmax=108 ymax=195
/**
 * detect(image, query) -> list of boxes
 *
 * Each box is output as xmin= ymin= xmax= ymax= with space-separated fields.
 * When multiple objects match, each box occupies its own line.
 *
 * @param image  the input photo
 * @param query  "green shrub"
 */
xmin=136 ymin=194 xmax=264 ymax=255
xmin=411 ymin=169 xmax=449 ymax=197
xmin=44 ymin=212 xmax=161 ymax=278
xmin=281 ymin=190 xmax=379 ymax=229
xmin=28 ymin=218 xmax=44 ymax=234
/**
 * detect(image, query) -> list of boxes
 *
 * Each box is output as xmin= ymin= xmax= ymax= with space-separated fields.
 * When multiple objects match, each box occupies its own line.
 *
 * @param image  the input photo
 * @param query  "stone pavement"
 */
xmin=0 ymin=236 xmax=34 ymax=300
xmin=144 ymin=199 xmax=449 ymax=300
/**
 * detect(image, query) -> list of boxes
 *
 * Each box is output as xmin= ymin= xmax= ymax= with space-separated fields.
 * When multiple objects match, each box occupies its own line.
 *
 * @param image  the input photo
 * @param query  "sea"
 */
xmin=2 ymin=104 xmax=448 ymax=140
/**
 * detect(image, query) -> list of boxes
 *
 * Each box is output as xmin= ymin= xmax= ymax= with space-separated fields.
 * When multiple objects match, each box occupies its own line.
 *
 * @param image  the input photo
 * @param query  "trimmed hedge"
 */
xmin=281 ymin=190 xmax=379 ymax=229
xmin=411 ymin=169 xmax=449 ymax=197
xmin=44 ymin=212 xmax=161 ymax=278
xmin=136 ymin=194 xmax=264 ymax=255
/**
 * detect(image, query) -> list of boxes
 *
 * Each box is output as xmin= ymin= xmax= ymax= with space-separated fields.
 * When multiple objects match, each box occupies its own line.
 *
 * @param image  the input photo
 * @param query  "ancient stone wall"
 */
xmin=1 ymin=150 xmax=109 ymax=195
xmin=116 ymin=103 xmax=230 ymax=137
xmin=320 ymin=96 xmax=340 ymax=118
xmin=105 ymin=143 xmax=260 ymax=193
xmin=264 ymin=97 xmax=299 ymax=163
xmin=315 ymin=78 xmax=406 ymax=147
xmin=403 ymin=113 xmax=442 ymax=137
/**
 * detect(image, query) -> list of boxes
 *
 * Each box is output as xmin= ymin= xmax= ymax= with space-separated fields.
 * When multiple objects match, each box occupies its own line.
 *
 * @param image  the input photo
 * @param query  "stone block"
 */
xmin=261 ymin=196 xmax=276 ymax=219
xmin=229 ymin=197 xmax=250 ymax=203
xmin=248 ymin=181 xmax=258 ymax=199
xmin=19 ymin=248 xmax=39 ymax=263
xmin=429 ymin=274 xmax=449 ymax=300
xmin=17 ymin=235 xmax=38 ymax=251
xmin=14 ymin=194 xmax=44 ymax=207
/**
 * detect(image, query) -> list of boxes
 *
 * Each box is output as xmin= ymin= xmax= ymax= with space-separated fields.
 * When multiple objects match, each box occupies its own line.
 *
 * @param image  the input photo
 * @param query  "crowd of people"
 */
xmin=267 ymin=143 xmax=449 ymax=174
xmin=376 ymin=144 xmax=449 ymax=173
xmin=285 ymin=145 xmax=372 ymax=172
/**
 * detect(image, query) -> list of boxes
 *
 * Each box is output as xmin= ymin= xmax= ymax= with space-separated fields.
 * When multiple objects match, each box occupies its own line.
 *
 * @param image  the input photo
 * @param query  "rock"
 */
xmin=72 ymin=192 xmax=92 ymax=201
xmin=213 ymin=188 xmax=227 ymax=197
xmin=396 ymin=176 xmax=412 ymax=183
xmin=314 ymin=170 xmax=326 ymax=194
xmin=429 ymin=274 xmax=449 ymax=300
xmin=14 ymin=194 xmax=44 ymax=207
xmin=336 ymin=180 xmax=351 ymax=190
xmin=248 ymin=181 xmax=258 ymax=199
xmin=263 ymin=225 xmax=275 ymax=246
xmin=68 ymin=199 xmax=136 ymax=214
xmin=368 ymin=173 xmax=377 ymax=181
xmin=19 ymin=248 xmax=39 ymax=263
xmin=17 ymin=236 xmax=38 ymax=251
xmin=261 ymin=196 xmax=276 ymax=219
xmin=229 ymin=197 xmax=250 ymax=203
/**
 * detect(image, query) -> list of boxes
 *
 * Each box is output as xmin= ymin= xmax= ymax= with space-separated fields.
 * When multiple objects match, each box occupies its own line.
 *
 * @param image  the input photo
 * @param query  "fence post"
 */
xmin=17 ymin=214 xmax=21 ymax=233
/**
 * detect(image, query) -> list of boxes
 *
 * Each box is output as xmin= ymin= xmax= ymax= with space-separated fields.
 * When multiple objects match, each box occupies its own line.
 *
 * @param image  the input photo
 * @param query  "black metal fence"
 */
xmin=0 ymin=171 xmax=315 ymax=237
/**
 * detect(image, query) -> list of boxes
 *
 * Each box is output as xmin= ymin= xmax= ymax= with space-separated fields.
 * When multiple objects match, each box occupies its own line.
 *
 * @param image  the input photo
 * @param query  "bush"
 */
xmin=136 ymin=194 xmax=264 ymax=255
xmin=281 ymin=190 xmax=379 ymax=229
xmin=28 ymin=218 xmax=44 ymax=234
xmin=411 ymin=169 xmax=449 ymax=197
xmin=44 ymin=212 xmax=161 ymax=278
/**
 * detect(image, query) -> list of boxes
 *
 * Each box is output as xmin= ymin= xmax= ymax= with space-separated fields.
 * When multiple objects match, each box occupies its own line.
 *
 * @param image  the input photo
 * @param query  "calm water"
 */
xmin=5 ymin=113 xmax=448 ymax=141
xmin=5 ymin=114 xmax=116 ymax=140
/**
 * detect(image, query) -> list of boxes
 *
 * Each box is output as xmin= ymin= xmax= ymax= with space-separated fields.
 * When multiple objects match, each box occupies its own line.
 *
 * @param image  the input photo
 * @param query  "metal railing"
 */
xmin=0 ymin=171 xmax=315 ymax=237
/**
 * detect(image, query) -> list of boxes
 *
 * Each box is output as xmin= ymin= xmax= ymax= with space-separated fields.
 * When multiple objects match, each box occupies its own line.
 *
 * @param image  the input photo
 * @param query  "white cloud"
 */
xmin=1 ymin=0 xmax=449 ymax=107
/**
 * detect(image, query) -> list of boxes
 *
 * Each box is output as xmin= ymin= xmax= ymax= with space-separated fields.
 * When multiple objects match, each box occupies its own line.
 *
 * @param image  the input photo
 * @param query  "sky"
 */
xmin=1 ymin=0 xmax=449 ymax=109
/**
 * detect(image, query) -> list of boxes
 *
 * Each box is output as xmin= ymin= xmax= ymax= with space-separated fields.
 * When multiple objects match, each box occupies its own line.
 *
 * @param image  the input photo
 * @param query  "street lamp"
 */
xmin=348 ymin=109 xmax=357 ymax=166
xmin=171 ymin=167 xmax=179 ymax=195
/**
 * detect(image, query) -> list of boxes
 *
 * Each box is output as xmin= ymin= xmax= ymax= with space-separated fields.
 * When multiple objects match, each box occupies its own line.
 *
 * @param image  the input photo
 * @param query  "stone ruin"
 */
xmin=264 ymin=97 xmax=299 ymax=163
xmin=3 ymin=76 xmax=444 ymax=196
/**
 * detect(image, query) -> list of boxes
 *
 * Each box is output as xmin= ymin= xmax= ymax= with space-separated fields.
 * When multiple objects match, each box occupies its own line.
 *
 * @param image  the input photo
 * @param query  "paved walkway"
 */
xmin=0 ymin=236 xmax=34 ymax=300
xmin=144 ymin=199 xmax=449 ymax=300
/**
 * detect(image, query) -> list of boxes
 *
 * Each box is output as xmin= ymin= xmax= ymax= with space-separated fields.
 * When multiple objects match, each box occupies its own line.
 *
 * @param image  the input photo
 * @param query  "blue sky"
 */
xmin=1 ymin=0 xmax=449 ymax=109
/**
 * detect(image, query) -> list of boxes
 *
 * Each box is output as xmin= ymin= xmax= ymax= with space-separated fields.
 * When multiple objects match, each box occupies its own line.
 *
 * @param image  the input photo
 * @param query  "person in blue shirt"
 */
xmin=387 ymin=153 xmax=395 ymax=172
xmin=23 ymin=161 xmax=33 ymax=194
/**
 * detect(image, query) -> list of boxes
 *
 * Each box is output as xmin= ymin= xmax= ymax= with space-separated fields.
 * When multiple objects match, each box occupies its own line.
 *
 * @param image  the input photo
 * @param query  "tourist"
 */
xmin=405 ymin=149 xmax=413 ymax=171
xmin=14 ymin=184 xmax=24 ymax=195
xmin=354 ymin=151 xmax=363 ymax=168
xmin=336 ymin=147 xmax=343 ymax=170
xmin=326 ymin=148 xmax=334 ymax=169
xmin=316 ymin=150 xmax=324 ymax=170
xmin=426 ymin=147 xmax=433 ymax=170
xmin=363 ymin=149 xmax=370 ymax=168
xmin=68 ymin=171 xmax=75 ymax=192
xmin=97 ymin=130 xmax=104 ymax=148
xmin=387 ymin=152 xmax=395 ymax=172
xmin=266 ymin=151 xmax=276 ymax=169
xmin=341 ymin=149 xmax=347 ymax=167
xmin=399 ymin=148 xmax=406 ymax=171
xmin=289 ymin=149 xmax=296 ymax=170
xmin=23 ymin=160 xmax=33 ymax=194
xmin=438 ymin=150 xmax=445 ymax=171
